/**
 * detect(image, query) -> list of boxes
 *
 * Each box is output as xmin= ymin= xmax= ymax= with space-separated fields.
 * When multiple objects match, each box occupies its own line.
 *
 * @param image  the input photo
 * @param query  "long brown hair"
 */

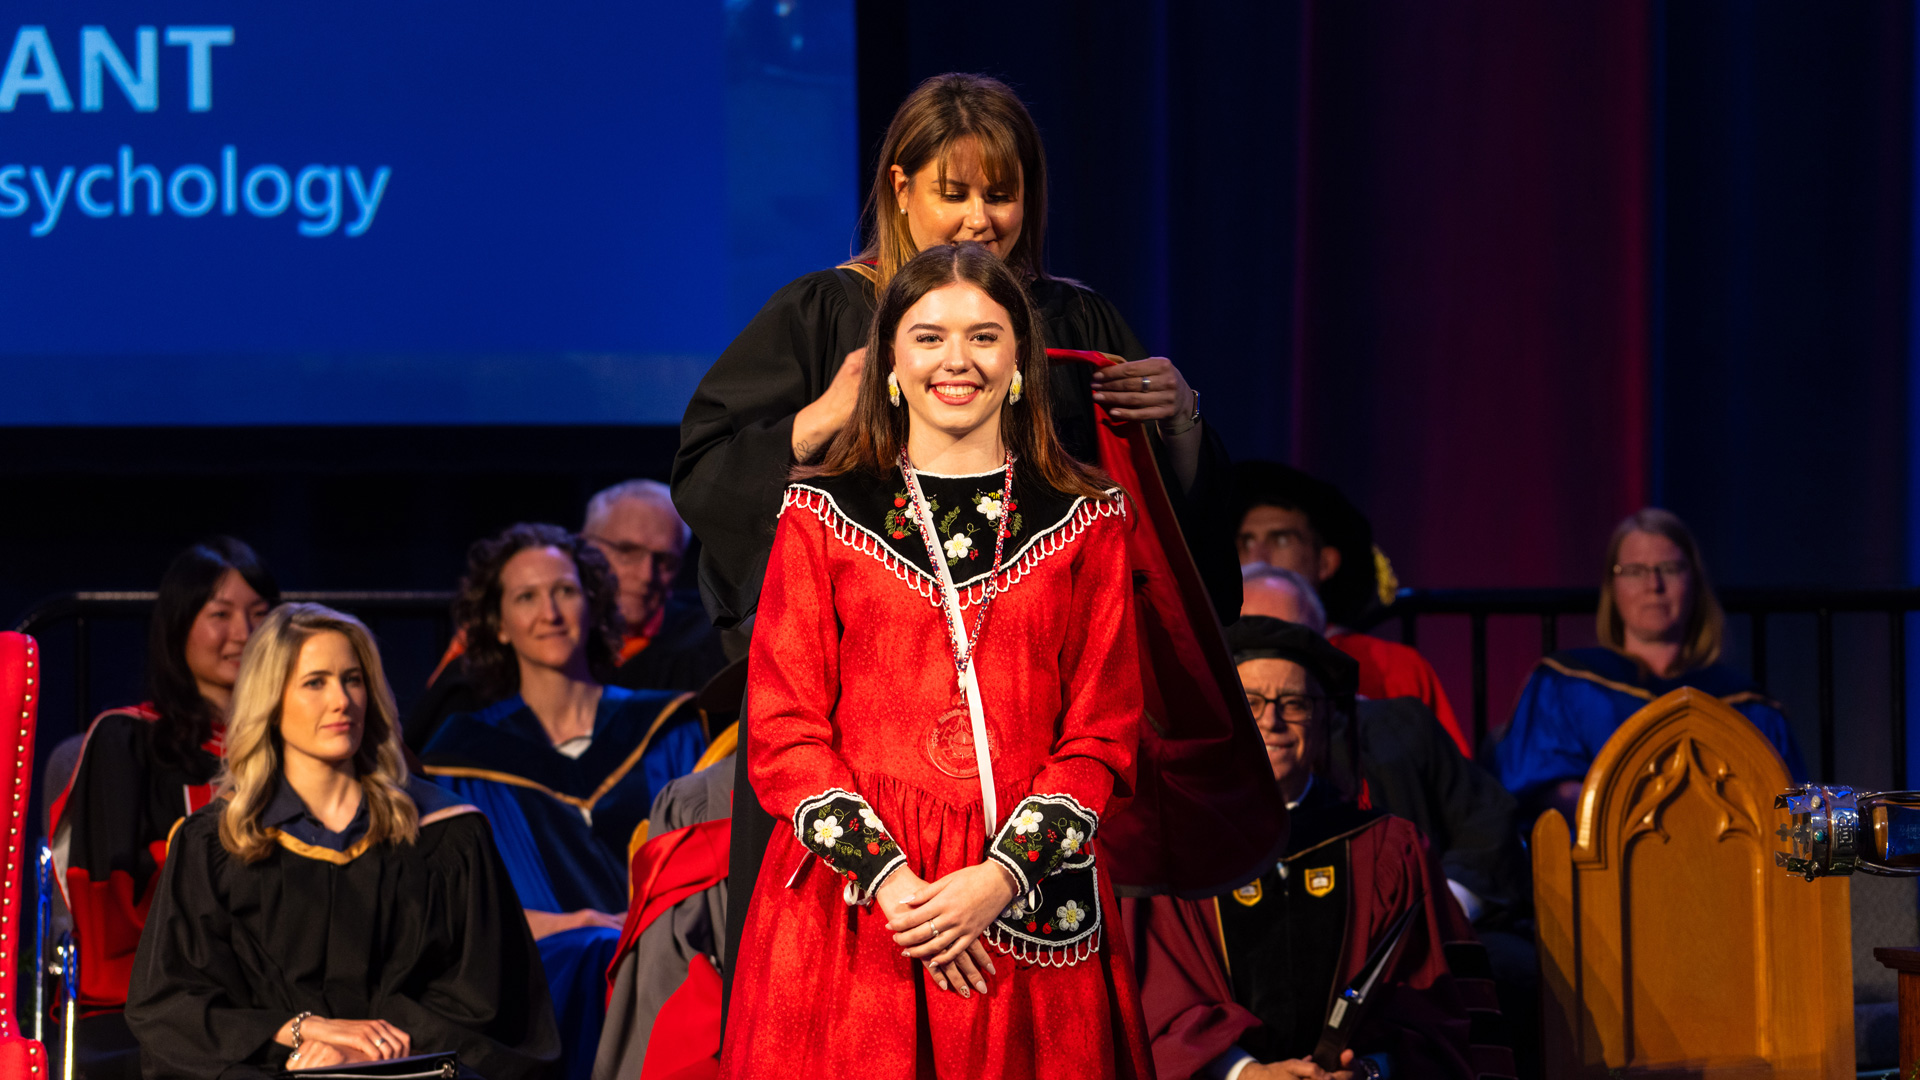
xmin=800 ymin=242 xmax=1110 ymax=502
xmin=217 ymin=604 xmax=418 ymax=862
xmin=1595 ymin=507 xmax=1726 ymax=671
xmin=854 ymin=73 xmax=1048 ymax=293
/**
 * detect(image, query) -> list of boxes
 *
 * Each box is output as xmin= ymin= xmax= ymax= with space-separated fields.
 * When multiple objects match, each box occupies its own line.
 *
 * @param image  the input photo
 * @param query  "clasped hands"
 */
xmin=875 ymin=860 xmax=1020 ymax=1000
xmin=276 ymin=1015 xmax=412 ymax=1071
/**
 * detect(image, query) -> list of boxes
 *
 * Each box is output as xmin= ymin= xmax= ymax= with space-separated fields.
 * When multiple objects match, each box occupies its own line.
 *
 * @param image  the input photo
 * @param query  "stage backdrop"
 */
xmin=0 ymin=0 xmax=855 ymax=423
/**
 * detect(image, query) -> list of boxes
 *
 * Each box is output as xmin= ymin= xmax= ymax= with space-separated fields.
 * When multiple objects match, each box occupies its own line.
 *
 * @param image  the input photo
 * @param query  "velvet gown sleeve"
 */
xmin=1490 ymin=663 xmax=1612 ymax=810
xmin=373 ymin=813 xmax=562 ymax=1080
xmin=745 ymin=506 xmax=905 ymax=900
xmin=672 ymin=270 xmax=870 ymax=630
xmin=126 ymin=815 xmax=303 ymax=1079
xmin=126 ymin=812 xmax=561 ymax=1080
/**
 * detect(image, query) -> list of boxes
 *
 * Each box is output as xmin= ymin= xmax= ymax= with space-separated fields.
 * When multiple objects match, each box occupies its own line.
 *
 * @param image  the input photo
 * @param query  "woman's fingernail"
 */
xmin=1092 ymin=392 xmax=1106 ymax=400
xmin=959 ymin=987 xmax=970 ymax=999
xmin=973 ymin=980 xmax=987 ymax=992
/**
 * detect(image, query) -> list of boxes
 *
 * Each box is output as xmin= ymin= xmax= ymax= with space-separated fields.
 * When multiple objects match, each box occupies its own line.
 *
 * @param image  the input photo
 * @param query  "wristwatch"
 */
xmin=1158 ymin=388 xmax=1201 ymax=437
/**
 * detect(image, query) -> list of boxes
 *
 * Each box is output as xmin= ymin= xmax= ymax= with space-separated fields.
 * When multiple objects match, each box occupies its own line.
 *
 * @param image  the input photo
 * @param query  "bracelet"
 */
xmin=290 ymin=1011 xmax=314 ymax=1052
xmin=1157 ymin=388 xmax=1201 ymax=437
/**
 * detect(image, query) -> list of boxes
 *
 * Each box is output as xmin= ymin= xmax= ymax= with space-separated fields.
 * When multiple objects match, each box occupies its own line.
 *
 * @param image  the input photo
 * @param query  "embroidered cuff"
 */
xmin=988 ymin=793 xmax=1098 ymax=896
xmin=793 ymin=788 xmax=905 ymax=905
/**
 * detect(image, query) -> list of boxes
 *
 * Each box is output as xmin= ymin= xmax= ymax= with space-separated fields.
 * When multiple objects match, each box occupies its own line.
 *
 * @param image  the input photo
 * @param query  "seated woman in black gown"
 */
xmin=48 ymin=536 xmax=277 ymax=1080
xmin=127 ymin=603 xmax=559 ymax=1079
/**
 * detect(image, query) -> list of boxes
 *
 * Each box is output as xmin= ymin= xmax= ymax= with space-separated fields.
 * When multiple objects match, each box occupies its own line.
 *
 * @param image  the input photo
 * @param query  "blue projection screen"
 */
xmin=0 ymin=2 xmax=854 ymax=424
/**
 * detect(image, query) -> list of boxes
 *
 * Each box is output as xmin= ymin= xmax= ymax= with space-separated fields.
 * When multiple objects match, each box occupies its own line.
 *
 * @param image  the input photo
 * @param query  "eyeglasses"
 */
xmin=1244 ymin=692 xmax=1322 ymax=723
xmin=1612 ymin=560 xmax=1690 ymax=583
xmin=585 ymin=535 xmax=683 ymax=578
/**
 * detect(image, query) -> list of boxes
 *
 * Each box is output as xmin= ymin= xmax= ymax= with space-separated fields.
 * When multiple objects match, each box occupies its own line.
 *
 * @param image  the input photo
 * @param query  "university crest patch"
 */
xmin=1305 ymin=865 xmax=1335 ymax=898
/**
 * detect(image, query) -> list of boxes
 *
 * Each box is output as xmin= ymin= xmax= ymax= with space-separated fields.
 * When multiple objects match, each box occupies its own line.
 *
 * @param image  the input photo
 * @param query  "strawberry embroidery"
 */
xmin=795 ymin=791 xmax=903 ymax=902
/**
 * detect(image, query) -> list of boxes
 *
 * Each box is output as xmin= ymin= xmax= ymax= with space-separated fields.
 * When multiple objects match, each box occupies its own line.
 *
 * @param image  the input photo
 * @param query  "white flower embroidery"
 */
xmin=859 ymin=806 xmax=885 ymax=834
xmin=1002 ymin=899 xmax=1026 ymax=920
xmin=976 ymin=495 xmax=1003 ymax=521
xmin=1010 ymin=808 xmax=1045 ymax=836
xmin=943 ymin=533 xmax=973 ymax=562
xmin=1060 ymin=826 xmax=1084 ymax=856
xmin=810 ymin=814 xmax=844 ymax=848
xmin=1055 ymin=900 xmax=1087 ymax=932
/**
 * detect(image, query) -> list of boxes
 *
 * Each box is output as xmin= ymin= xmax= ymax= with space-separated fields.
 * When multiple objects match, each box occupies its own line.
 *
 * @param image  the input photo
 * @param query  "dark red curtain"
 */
xmin=1292 ymin=0 xmax=1654 ymax=593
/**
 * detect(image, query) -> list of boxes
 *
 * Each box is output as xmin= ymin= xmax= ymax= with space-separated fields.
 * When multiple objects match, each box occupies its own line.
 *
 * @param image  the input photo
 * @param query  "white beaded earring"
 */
xmin=1009 ymin=369 xmax=1024 ymax=403
xmin=887 ymin=372 xmax=901 ymax=407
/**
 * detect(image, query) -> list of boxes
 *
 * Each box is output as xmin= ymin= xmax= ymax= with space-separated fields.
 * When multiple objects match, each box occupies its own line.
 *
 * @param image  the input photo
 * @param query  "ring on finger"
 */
xmin=1141 ymin=376 xmax=1152 ymax=392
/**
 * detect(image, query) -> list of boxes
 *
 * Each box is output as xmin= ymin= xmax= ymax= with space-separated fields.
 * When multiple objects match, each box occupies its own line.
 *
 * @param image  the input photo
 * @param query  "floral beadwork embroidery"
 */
xmin=989 ymin=793 xmax=1099 ymax=898
xmin=882 ymin=491 xmax=925 ymax=541
xmin=877 ymin=487 xmax=1024 ymax=566
xmin=1055 ymin=900 xmax=1088 ymax=932
xmin=987 ymin=862 xmax=1103 ymax=965
xmin=792 ymin=788 xmax=905 ymax=905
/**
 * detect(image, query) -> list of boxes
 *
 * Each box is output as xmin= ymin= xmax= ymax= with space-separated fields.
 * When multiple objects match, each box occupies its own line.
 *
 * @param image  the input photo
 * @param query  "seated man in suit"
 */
xmin=1127 ymin=618 xmax=1512 ymax=1080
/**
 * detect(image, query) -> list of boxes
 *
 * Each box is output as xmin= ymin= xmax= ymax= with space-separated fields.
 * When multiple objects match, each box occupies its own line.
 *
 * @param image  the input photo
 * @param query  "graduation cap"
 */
xmin=1226 ymin=616 xmax=1360 ymax=700
xmin=1226 ymin=616 xmax=1366 ymax=801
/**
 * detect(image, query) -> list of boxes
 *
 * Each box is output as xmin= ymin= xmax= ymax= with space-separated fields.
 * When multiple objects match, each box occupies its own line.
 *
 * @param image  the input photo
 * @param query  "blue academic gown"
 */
xmin=422 ymin=686 xmax=707 ymax=1080
xmin=1492 ymin=647 xmax=1807 ymax=807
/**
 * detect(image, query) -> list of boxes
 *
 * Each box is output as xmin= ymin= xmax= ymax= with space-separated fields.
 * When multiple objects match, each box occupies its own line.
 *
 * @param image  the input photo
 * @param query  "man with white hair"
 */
xmin=403 ymin=480 xmax=726 ymax=750
xmin=1241 ymin=564 xmax=1329 ymax=630
xmin=580 ymin=480 xmax=726 ymax=692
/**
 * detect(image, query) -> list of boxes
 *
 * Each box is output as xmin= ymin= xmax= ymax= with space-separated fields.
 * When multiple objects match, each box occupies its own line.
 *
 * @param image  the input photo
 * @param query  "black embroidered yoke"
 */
xmin=783 ymin=465 xmax=1109 ymax=610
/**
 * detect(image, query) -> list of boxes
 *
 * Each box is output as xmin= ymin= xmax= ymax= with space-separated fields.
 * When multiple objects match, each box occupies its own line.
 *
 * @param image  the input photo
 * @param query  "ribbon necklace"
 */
xmin=898 ymin=449 xmax=1016 ymax=678
xmin=899 ymin=448 xmax=1015 ymax=832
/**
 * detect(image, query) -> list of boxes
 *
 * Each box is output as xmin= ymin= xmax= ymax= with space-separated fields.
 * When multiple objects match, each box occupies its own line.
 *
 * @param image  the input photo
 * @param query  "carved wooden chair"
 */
xmin=1533 ymin=687 xmax=1853 ymax=1078
xmin=0 ymin=632 xmax=50 ymax=1073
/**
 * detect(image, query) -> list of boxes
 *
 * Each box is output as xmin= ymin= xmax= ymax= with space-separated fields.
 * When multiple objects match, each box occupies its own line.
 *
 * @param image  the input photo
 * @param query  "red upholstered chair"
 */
xmin=0 ymin=632 xmax=50 ymax=1073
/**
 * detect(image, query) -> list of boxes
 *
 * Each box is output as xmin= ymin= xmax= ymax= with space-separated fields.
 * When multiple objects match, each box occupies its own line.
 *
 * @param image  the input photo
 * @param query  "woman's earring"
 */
xmin=1009 ymin=369 xmax=1024 ymax=404
xmin=887 ymin=372 xmax=901 ymax=407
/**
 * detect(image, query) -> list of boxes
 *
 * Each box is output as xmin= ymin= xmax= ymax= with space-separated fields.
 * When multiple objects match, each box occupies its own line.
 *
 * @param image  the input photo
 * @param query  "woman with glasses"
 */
xmin=1491 ymin=508 xmax=1806 ymax=823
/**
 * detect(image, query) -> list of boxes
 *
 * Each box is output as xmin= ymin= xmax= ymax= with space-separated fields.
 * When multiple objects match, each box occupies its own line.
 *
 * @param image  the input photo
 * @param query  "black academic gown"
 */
xmin=125 ymin=785 xmax=561 ymax=1080
xmin=673 ymin=266 xmax=1244 ymax=1011
xmin=1353 ymin=697 xmax=1529 ymax=925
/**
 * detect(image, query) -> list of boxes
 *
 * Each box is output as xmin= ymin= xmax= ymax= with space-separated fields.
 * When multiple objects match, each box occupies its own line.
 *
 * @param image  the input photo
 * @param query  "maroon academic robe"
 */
xmin=1125 ymin=799 xmax=1515 ymax=1080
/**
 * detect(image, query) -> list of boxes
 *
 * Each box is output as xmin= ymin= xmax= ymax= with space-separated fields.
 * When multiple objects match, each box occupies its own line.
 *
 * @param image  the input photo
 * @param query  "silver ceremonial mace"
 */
xmin=1776 ymin=786 xmax=1920 ymax=879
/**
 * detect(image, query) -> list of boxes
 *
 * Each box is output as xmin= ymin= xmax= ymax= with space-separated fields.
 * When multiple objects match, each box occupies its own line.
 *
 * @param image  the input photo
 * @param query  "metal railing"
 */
xmin=1381 ymin=586 xmax=1920 ymax=787
xmin=13 ymin=590 xmax=456 ymax=730
xmin=16 ymin=584 xmax=1920 ymax=788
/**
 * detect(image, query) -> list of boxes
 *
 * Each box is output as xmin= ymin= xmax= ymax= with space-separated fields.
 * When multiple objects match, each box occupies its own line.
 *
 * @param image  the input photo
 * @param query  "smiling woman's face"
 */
xmin=892 ymin=135 xmax=1024 ymax=261
xmin=891 ymin=281 xmax=1020 ymax=447
xmin=278 ymin=630 xmax=366 ymax=769
xmin=497 ymin=546 xmax=589 ymax=673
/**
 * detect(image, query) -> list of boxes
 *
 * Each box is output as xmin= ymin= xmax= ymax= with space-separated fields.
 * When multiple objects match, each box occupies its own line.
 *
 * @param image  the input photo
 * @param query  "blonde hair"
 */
xmin=216 ymin=603 xmax=419 ymax=861
xmin=854 ymin=73 xmax=1047 ymax=293
xmin=1595 ymin=507 xmax=1726 ymax=672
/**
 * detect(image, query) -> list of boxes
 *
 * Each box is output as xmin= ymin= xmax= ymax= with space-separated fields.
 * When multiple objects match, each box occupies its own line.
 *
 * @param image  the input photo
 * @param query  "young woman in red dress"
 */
xmin=719 ymin=242 xmax=1153 ymax=1078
